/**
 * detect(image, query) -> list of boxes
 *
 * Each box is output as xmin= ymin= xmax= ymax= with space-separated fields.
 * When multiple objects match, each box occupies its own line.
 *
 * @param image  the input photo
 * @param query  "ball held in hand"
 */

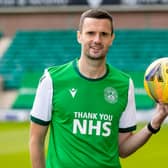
xmin=144 ymin=57 xmax=168 ymax=103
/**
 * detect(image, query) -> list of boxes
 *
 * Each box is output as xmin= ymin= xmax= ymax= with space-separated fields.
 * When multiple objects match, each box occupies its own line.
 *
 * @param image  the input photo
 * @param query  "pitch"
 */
xmin=0 ymin=122 xmax=168 ymax=168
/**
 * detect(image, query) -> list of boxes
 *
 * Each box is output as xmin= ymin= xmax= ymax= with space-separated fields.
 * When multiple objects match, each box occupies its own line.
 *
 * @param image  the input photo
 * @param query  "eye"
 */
xmin=101 ymin=32 xmax=109 ymax=36
xmin=86 ymin=31 xmax=95 ymax=35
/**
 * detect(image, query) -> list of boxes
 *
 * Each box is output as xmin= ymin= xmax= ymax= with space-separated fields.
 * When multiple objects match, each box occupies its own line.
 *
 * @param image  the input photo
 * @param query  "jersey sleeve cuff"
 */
xmin=30 ymin=115 xmax=50 ymax=126
xmin=119 ymin=125 xmax=136 ymax=133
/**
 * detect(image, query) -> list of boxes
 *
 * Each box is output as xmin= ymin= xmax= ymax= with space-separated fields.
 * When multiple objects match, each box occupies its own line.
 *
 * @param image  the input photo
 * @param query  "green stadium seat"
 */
xmin=12 ymin=72 xmax=42 ymax=109
xmin=0 ymin=32 xmax=3 ymax=38
xmin=0 ymin=30 xmax=79 ymax=89
xmin=127 ymin=71 xmax=155 ymax=109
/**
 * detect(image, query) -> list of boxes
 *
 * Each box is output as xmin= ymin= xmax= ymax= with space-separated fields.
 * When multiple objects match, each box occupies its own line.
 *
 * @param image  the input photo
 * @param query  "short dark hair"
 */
xmin=79 ymin=9 xmax=114 ymax=35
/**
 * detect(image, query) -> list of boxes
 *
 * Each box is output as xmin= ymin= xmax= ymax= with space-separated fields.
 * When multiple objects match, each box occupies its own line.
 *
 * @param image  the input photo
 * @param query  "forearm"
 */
xmin=29 ymin=123 xmax=48 ymax=168
xmin=119 ymin=104 xmax=168 ymax=158
xmin=119 ymin=125 xmax=152 ymax=158
xmin=30 ymin=138 xmax=46 ymax=168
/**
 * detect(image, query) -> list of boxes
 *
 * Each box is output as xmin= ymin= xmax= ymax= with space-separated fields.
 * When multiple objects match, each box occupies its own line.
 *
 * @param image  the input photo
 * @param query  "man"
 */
xmin=29 ymin=8 xmax=168 ymax=168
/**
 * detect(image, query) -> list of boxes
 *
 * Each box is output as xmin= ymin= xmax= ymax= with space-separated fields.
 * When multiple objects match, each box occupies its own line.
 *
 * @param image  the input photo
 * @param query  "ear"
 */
xmin=77 ymin=30 xmax=82 ymax=44
xmin=110 ymin=33 xmax=115 ymax=46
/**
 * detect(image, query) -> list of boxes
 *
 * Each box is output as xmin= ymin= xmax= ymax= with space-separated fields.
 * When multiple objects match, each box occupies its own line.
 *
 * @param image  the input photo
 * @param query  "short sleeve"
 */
xmin=30 ymin=69 xmax=53 ymax=125
xmin=119 ymin=78 xmax=137 ymax=132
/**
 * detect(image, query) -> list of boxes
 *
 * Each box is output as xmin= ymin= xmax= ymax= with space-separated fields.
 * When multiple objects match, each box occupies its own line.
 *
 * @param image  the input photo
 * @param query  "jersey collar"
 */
xmin=73 ymin=58 xmax=109 ymax=81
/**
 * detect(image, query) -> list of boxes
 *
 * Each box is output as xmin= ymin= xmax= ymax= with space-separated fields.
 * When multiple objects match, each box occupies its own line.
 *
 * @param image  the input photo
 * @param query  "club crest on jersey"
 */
xmin=104 ymin=87 xmax=118 ymax=104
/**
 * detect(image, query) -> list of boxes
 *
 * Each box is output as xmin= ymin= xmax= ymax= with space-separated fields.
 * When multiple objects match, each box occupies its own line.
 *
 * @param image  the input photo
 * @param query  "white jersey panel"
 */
xmin=119 ymin=78 xmax=137 ymax=129
xmin=30 ymin=69 xmax=53 ymax=122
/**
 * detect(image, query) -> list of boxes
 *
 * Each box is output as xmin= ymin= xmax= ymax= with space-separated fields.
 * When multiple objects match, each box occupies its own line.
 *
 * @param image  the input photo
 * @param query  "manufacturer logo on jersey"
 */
xmin=104 ymin=87 xmax=118 ymax=104
xmin=69 ymin=88 xmax=77 ymax=98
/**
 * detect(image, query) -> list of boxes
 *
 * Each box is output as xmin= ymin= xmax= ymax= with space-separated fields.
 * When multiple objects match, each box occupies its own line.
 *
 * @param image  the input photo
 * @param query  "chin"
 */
xmin=88 ymin=55 xmax=105 ymax=60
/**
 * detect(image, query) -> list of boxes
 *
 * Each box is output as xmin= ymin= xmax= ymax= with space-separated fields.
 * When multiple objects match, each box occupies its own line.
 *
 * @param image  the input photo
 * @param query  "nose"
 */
xmin=93 ymin=34 xmax=101 ymax=43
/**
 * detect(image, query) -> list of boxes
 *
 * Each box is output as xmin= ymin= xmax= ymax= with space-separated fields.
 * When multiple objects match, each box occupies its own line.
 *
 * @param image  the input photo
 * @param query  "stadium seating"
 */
xmin=0 ymin=30 xmax=79 ymax=89
xmin=1 ymin=29 xmax=167 ymax=109
xmin=0 ymin=32 xmax=2 ymax=38
xmin=12 ymin=72 xmax=41 ymax=109
xmin=127 ymin=71 xmax=155 ymax=109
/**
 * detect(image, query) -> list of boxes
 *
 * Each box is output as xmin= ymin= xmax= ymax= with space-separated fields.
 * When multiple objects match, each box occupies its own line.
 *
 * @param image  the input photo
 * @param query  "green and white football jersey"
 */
xmin=31 ymin=59 xmax=137 ymax=168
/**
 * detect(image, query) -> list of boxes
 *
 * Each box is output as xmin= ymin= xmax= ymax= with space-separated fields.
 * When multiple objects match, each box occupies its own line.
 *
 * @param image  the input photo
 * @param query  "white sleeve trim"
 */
xmin=119 ymin=78 xmax=137 ymax=129
xmin=30 ymin=69 xmax=53 ymax=122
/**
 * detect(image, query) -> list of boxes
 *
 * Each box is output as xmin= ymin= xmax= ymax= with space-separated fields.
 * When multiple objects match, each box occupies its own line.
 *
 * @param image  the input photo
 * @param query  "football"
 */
xmin=144 ymin=57 xmax=168 ymax=103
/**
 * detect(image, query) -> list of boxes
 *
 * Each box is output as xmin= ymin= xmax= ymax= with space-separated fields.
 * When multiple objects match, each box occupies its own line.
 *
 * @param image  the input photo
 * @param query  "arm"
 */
xmin=119 ymin=103 xmax=168 ymax=158
xmin=119 ymin=126 xmax=152 ymax=158
xmin=29 ymin=122 xmax=49 ymax=168
xmin=29 ymin=70 xmax=53 ymax=167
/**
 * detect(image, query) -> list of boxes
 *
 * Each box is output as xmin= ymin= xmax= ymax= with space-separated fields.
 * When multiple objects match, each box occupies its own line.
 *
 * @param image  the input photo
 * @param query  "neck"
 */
xmin=78 ymin=58 xmax=107 ymax=79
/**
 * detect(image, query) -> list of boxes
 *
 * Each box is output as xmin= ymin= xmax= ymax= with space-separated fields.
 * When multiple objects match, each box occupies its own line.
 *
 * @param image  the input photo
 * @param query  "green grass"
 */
xmin=120 ymin=123 xmax=168 ymax=168
xmin=0 ymin=122 xmax=168 ymax=168
xmin=0 ymin=122 xmax=31 ymax=168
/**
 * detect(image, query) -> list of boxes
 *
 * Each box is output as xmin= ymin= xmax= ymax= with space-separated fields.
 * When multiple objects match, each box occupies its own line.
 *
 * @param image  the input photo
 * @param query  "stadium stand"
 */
xmin=1 ymin=29 xmax=168 ymax=109
xmin=0 ymin=32 xmax=4 ymax=92
xmin=0 ymin=37 xmax=12 ymax=58
xmin=0 ymin=32 xmax=3 ymax=38
xmin=12 ymin=72 xmax=41 ymax=109
xmin=0 ymin=30 xmax=79 ymax=89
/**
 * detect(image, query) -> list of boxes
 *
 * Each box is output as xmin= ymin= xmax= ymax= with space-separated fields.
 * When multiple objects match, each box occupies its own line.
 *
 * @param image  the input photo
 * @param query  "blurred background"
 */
xmin=0 ymin=0 xmax=168 ymax=167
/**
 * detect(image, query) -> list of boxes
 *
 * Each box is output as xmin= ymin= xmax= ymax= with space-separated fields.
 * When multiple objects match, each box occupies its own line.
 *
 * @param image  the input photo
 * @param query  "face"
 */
xmin=77 ymin=18 xmax=114 ymax=61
